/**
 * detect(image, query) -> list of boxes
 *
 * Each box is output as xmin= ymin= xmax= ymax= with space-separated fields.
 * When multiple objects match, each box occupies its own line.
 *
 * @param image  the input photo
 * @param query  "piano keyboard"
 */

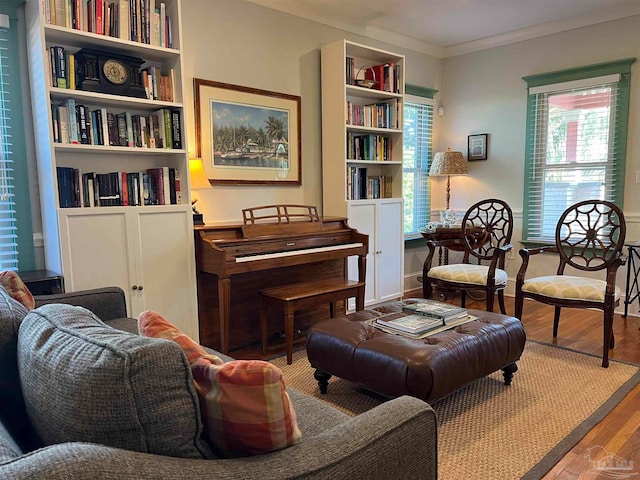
xmin=235 ymin=242 xmax=364 ymax=263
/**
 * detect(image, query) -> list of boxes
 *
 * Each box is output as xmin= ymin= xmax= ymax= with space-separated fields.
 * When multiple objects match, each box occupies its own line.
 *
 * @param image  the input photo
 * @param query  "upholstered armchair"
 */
xmin=515 ymin=200 xmax=626 ymax=367
xmin=422 ymin=198 xmax=514 ymax=314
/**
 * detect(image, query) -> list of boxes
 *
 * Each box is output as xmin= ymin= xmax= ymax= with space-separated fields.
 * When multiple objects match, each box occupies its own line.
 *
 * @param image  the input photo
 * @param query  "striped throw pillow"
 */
xmin=138 ymin=311 xmax=302 ymax=457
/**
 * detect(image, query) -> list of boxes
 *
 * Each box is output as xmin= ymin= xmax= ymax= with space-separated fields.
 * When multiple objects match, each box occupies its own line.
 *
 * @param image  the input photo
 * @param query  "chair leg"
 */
xmin=602 ymin=313 xmax=614 ymax=368
xmin=460 ymin=291 xmax=467 ymax=308
xmin=514 ymin=292 xmax=524 ymax=320
xmin=497 ymin=290 xmax=507 ymax=315
xmin=606 ymin=311 xmax=615 ymax=349
xmin=423 ymin=277 xmax=433 ymax=299
xmin=552 ymin=307 xmax=561 ymax=337
xmin=485 ymin=290 xmax=494 ymax=313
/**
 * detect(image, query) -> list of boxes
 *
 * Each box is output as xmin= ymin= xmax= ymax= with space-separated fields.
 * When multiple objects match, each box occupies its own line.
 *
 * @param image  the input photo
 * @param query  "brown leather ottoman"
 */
xmin=306 ymin=300 xmax=527 ymax=403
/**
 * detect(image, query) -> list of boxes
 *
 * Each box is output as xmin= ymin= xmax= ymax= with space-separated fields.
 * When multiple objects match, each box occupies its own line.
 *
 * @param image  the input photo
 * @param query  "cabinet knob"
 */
xmin=132 ymin=285 xmax=138 ymax=290
xmin=376 ymin=250 xmax=382 ymax=254
xmin=138 ymin=285 xmax=143 ymax=291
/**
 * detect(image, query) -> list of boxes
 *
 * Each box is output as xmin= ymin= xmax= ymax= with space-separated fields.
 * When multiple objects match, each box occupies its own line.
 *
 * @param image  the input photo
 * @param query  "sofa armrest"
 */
xmin=0 ymin=396 xmax=437 ymax=480
xmin=34 ymin=287 xmax=128 ymax=322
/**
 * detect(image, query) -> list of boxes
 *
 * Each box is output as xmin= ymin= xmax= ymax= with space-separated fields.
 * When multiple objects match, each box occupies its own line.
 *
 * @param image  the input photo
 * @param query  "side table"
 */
xmin=18 ymin=270 xmax=64 ymax=295
xmin=420 ymin=226 xmax=465 ymax=265
xmin=419 ymin=226 xmax=488 ymax=265
xmin=623 ymin=242 xmax=640 ymax=317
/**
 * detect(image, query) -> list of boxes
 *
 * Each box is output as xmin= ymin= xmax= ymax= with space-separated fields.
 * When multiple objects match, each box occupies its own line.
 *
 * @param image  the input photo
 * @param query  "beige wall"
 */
xmin=435 ymin=15 xmax=640 ymax=298
xmin=181 ymin=0 xmax=440 ymax=223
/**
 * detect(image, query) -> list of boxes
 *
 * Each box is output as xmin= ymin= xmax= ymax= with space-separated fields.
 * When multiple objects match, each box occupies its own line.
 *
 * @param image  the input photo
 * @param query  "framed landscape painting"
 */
xmin=194 ymin=78 xmax=302 ymax=185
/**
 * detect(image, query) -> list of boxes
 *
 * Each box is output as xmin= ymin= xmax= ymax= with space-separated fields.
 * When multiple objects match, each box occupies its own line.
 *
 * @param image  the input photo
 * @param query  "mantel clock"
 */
xmin=74 ymin=48 xmax=146 ymax=98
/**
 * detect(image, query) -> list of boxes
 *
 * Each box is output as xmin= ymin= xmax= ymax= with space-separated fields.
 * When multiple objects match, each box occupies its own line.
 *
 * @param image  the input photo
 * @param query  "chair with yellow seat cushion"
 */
xmin=422 ymin=198 xmax=513 ymax=314
xmin=515 ymin=200 xmax=626 ymax=368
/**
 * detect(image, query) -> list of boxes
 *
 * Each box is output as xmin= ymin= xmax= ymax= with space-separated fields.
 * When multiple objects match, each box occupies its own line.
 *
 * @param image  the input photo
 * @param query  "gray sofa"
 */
xmin=0 ymin=286 xmax=438 ymax=479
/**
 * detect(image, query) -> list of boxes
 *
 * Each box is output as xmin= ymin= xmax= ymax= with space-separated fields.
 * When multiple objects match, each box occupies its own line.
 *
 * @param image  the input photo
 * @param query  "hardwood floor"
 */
xmin=454 ymin=294 xmax=640 ymax=479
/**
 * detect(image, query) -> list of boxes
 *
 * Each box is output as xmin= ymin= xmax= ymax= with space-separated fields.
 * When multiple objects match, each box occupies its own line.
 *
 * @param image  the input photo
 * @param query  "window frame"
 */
xmin=521 ymin=58 xmax=635 ymax=247
xmin=0 ymin=0 xmax=34 ymax=271
xmin=403 ymin=84 xmax=437 ymax=241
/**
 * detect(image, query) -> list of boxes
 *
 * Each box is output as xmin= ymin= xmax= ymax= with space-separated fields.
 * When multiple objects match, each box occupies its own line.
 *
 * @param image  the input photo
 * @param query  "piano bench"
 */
xmin=259 ymin=279 xmax=365 ymax=364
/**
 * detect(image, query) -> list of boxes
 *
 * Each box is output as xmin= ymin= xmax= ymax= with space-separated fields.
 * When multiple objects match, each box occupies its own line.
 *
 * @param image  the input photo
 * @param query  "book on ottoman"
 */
xmin=402 ymin=299 xmax=467 ymax=323
xmin=374 ymin=312 xmax=444 ymax=335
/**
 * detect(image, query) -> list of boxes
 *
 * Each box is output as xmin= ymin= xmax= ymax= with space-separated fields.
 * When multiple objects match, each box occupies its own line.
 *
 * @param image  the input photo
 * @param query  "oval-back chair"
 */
xmin=422 ymin=198 xmax=514 ymax=314
xmin=515 ymin=200 xmax=626 ymax=367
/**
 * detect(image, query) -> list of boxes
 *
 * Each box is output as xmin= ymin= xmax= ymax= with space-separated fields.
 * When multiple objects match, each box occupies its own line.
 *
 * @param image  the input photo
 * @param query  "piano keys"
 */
xmin=194 ymin=205 xmax=368 ymax=354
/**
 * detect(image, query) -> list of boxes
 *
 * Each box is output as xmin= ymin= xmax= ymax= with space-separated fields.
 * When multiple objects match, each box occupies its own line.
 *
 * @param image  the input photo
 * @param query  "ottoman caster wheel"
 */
xmin=314 ymin=369 xmax=332 ymax=394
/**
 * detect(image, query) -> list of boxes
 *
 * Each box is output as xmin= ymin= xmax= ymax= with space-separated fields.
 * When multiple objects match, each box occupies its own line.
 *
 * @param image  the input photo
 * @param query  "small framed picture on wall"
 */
xmin=468 ymin=133 xmax=488 ymax=161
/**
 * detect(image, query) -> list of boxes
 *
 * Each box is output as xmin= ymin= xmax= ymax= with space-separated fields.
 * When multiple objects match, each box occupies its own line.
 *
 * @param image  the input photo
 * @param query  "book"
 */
xmin=57 ymin=104 xmax=70 ymax=143
xmin=170 ymin=109 xmax=181 ymax=149
xmin=76 ymin=104 xmax=90 ymax=144
xmin=368 ymin=314 xmax=477 ymax=339
xmin=53 ymin=0 xmax=66 ymax=27
xmin=51 ymin=103 xmax=60 ymax=142
xmin=402 ymin=300 xmax=467 ymax=322
xmin=53 ymin=46 xmax=66 ymax=88
xmin=374 ymin=312 xmax=444 ymax=335
xmin=65 ymin=98 xmax=79 ymax=144
xmin=116 ymin=112 xmax=128 ymax=146
xmin=118 ymin=0 xmax=130 ymax=40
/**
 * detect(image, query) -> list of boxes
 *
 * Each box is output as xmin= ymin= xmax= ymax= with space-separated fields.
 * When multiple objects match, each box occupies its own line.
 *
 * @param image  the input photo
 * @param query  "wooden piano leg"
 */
xmin=358 ymin=253 xmax=367 ymax=309
xmin=217 ymin=276 xmax=231 ymax=354
xmin=356 ymin=284 xmax=365 ymax=311
xmin=260 ymin=300 xmax=268 ymax=355
xmin=284 ymin=303 xmax=295 ymax=365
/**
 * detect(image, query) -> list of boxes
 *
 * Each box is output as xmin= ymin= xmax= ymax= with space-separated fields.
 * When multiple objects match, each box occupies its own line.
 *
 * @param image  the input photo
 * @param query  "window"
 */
xmin=403 ymin=90 xmax=435 ymax=238
xmin=522 ymin=59 xmax=635 ymax=243
xmin=0 ymin=2 xmax=33 ymax=271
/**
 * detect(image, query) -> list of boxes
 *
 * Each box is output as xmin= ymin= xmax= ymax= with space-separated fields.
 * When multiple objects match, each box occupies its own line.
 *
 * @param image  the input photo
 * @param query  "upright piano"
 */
xmin=194 ymin=205 xmax=368 ymax=354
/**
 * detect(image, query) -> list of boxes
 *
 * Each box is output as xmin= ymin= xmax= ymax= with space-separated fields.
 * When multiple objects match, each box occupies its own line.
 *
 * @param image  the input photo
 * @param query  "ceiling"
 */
xmin=245 ymin=0 xmax=640 ymax=57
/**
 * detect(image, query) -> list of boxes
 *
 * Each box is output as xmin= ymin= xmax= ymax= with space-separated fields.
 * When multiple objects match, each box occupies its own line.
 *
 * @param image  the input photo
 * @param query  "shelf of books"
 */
xmin=26 ymin=0 xmax=199 ymax=337
xmin=28 ymin=0 xmax=188 ymax=211
xmin=321 ymin=39 xmax=405 ymax=216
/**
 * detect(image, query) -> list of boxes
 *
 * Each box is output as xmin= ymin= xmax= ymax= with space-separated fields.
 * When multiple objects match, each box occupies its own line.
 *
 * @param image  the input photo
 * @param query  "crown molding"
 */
xmin=243 ymin=0 xmax=444 ymax=57
xmin=444 ymin=9 xmax=640 ymax=57
xmin=245 ymin=0 xmax=640 ymax=59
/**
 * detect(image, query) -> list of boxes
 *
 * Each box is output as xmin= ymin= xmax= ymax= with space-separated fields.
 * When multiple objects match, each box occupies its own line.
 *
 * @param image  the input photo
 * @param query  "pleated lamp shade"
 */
xmin=428 ymin=148 xmax=468 ymax=210
xmin=429 ymin=148 xmax=468 ymax=177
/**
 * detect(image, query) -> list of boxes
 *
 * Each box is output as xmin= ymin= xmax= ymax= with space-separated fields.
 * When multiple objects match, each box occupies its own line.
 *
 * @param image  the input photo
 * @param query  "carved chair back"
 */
xmin=555 ymin=200 xmax=626 ymax=274
xmin=461 ymin=198 xmax=513 ymax=264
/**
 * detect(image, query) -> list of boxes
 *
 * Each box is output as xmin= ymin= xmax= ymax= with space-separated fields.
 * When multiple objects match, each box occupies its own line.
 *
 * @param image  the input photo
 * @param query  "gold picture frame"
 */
xmin=194 ymin=79 xmax=302 ymax=185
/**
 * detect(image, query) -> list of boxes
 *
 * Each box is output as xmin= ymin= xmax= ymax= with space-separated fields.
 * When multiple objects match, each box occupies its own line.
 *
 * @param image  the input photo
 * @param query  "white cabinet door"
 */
xmin=376 ymin=199 xmax=404 ymax=302
xmin=348 ymin=198 xmax=404 ymax=307
xmin=347 ymin=201 xmax=377 ymax=305
xmin=130 ymin=209 xmax=199 ymax=340
xmin=58 ymin=207 xmax=198 ymax=340
xmin=59 ymin=209 xmax=134 ymax=305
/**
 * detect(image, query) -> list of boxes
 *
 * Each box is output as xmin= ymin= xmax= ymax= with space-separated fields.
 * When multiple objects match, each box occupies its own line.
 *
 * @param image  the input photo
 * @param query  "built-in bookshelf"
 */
xmin=321 ymin=39 xmax=404 ymax=213
xmin=321 ymin=39 xmax=405 ymax=307
xmin=26 ymin=0 xmax=199 ymax=339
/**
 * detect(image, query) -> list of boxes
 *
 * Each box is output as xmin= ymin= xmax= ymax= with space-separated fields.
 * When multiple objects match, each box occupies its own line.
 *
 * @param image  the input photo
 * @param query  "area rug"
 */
xmin=271 ymin=341 xmax=640 ymax=479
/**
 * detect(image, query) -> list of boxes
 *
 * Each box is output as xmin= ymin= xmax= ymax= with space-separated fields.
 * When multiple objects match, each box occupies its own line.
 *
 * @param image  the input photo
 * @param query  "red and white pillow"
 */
xmin=0 ymin=271 xmax=35 ymax=311
xmin=138 ymin=311 xmax=302 ymax=457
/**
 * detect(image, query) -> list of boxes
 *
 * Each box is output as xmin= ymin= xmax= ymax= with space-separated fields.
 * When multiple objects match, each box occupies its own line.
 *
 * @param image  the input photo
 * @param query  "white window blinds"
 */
xmin=522 ymin=59 xmax=634 ymax=244
xmin=403 ymin=97 xmax=433 ymax=237
xmin=0 ymin=12 xmax=18 ymax=270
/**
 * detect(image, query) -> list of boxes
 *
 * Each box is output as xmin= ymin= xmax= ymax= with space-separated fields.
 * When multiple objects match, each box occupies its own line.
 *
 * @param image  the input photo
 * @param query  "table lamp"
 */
xmin=189 ymin=158 xmax=211 ymax=225
xmin=428 ymin=148 xmax=468 ymax=211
